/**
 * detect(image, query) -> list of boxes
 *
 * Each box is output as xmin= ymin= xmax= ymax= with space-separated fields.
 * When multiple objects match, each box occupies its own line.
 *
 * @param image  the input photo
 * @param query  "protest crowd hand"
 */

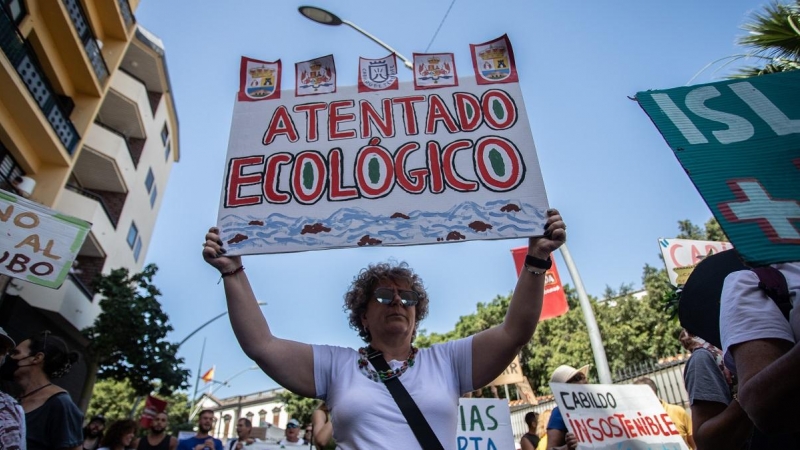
xmin=202 ymin=226 xmax=242 ymax=274
xmin=529 ymin=208 xmax=566 ymax=259
xmin=565 ymin=432 xmax=579 ymax=450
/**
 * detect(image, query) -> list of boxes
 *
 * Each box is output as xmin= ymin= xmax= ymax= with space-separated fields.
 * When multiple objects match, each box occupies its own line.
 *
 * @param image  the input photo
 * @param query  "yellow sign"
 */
xmin=489 ymin=356 xmax=524 ymax=387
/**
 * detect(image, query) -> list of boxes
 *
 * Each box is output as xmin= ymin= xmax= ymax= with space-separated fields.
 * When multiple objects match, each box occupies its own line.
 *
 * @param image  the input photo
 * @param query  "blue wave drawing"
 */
xmin=219 ymin=200 xmax=546 ymax=252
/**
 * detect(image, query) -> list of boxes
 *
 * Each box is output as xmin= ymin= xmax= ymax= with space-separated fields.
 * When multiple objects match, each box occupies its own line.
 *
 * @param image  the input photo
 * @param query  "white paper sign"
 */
xmin=0 ymin=191 xmax=90 ymax=288
xmin=658 ymin=238 xmax=734 ymax=286
xmin=457 ymin=398 xmax=514 ymax=450
xmin=218 ymin=76 xmax=548 ymax=255
xmin=550 ymin=383 xmax=689 ymax=450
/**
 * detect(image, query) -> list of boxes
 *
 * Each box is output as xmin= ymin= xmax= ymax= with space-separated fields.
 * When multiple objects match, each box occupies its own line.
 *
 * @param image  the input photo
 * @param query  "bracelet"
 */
xmin=218 ymin=266 xmax=245 ymax=284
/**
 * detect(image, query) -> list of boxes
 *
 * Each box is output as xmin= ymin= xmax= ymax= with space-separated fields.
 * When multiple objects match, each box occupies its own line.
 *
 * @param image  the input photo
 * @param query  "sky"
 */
xmin=135 ymin=0 xmax=766 ymax=399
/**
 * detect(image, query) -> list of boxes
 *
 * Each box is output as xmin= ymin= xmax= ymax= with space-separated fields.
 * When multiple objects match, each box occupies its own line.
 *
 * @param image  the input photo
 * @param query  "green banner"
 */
xmin=637 ymin=70 xmax=800 ymax=266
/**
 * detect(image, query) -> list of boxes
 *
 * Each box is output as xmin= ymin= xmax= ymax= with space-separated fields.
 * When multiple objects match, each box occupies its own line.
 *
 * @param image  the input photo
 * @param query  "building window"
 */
xmin=144 ymin=167 xmax=154 ymax=193
xmin=133 ymin=236 xmax=142 ymax=261
xmin=258 ymin=410 xmax=267 ymax=427
xmin=161 ymin=123 xmax=169 ymax=145
xmin=245 ymin=412 xmax=254 ymax=423
xmin=272 ymin=407 xmax=281 ymax=426
xmin=164 ymin=142 xmax=171 ymax=162
xmin=149 ymin=185 xmax=157 ymax=208
xmin=0 ymin=141 xmax=24 ymax=193
xmin=127 ymin=222 xmax=138 ymax=248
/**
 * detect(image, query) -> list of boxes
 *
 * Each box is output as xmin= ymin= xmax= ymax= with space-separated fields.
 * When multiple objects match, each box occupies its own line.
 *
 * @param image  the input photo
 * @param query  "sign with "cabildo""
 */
xmin=550 ymin=383 xmax=689 ymax=450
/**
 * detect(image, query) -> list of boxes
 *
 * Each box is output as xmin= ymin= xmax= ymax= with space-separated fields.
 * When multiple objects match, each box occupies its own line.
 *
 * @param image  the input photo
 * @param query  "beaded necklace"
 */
xmin=357 ymin=346 xmax=418 ymax=382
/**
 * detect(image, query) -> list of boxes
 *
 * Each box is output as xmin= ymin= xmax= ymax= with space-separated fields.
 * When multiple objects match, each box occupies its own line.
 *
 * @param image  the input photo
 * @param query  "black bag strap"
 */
xmin=367 ymin=347 xmax=444 ymax=450
xmin=751 ymin=266 xmax=792 ymax=320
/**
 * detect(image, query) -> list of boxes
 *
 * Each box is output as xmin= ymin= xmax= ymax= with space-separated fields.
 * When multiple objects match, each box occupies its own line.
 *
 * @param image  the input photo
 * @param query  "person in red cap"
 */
xmin=545 ymin=364 xmax=587 ymax=450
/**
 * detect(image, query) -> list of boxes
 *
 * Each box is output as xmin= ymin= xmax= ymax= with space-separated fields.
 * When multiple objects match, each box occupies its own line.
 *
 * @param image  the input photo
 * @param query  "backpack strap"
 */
xmin=751 ymin=266 xmax=792 ymax=321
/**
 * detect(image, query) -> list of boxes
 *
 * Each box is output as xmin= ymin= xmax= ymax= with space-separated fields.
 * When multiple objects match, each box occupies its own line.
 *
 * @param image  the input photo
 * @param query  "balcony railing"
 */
xmin=62 ymin=0 xmax=109 ymax=85
xmin=65 ymin=184 xmax=118 ymax=228
xmin=0 ymin=0 xmax=25 ymax=25
xmin=0 ymin=7 xmax=80 ymax=155
xmin=117 ymin=0 xmax=134 ymax=28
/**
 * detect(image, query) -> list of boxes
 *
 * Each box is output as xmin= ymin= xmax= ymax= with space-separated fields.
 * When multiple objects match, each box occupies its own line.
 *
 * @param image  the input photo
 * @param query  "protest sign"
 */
xmin=658 ymin=238 xmax=734 ymax=286
xmin=637 ymin=70 xmax=800 ymax=266
xmin=551 ymin=383 xmax=688 ymax=450
xmin=457 ymin=398 xmax=514 ymax=450
xmin=218 ymin=39 xmax=547 ymax=255
xmin=139 ymin=395 xmax=167 ymax=428
xmin=0 ymin=191 xmax=90 ymax=289
xmin=511 ymin=246 xmax=569 ymax=320
xmin=489 ymin=355 xmax=524 ymax=387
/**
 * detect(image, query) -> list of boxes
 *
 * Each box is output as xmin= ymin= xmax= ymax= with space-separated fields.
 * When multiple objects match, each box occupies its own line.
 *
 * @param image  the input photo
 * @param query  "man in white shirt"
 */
xmin=278 ymin=419 xmax=305 ymax=447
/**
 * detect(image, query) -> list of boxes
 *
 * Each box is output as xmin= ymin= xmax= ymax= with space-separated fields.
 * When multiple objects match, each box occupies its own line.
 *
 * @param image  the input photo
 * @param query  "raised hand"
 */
xmin=529 ymin=208 xmax=566 ymax=259
xmin=202 ymin=226 xmax=242 ymax=274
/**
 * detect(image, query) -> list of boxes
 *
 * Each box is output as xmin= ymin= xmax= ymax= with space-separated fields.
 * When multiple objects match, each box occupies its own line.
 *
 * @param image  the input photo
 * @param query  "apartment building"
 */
xmin=0 ymin=0 xmax=179 ymax=405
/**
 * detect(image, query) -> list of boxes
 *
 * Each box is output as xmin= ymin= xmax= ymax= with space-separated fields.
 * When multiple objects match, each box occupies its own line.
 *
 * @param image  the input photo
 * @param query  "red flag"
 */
xmin=201 ymin=366 xmax=215 ymax=383
xmin=139 ymin=395 xmax=167 ymax=428
xmin=511 ymin=247 xmax=569 ymax=320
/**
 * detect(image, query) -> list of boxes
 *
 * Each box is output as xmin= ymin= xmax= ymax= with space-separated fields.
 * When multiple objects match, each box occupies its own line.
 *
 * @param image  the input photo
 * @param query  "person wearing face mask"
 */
xmin=0 ymin=327 xmax=25 ymax=450
xmin=0 ymin=330 xmax=83 ymax=450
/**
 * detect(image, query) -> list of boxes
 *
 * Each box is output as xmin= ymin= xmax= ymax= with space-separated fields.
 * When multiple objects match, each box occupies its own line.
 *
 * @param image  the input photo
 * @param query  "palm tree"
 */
xmin=733 ymin=0 xmax=800 ymax=77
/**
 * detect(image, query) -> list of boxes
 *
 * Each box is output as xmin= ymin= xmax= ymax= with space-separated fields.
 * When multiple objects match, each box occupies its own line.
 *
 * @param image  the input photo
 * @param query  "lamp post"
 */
xmin=187 ymin=302 xmax=268 ymax=401
xmin=298 ymin=6 xmax=413 ymax=70
xmin=559 ymin=244 xmax=612 ymax=383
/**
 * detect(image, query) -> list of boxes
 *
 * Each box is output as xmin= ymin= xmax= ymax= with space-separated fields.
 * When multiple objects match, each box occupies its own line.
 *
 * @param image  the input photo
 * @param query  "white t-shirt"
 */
xmin=720 ymin=262 xmax=800 ymax=358
xmin=313 ymin=336 xmax=473 ymax=450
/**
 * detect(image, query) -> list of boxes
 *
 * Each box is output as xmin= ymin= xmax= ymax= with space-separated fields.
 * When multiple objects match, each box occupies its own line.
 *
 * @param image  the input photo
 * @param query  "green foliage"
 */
xmin=86 ymin=378 xmax=190 ymax=434
xmin=276 ymin=390 xmax=319 ymax=426
xmin=83 ymin=264 xmax=190 ymax=397
xmin=418 ymin=219 xmax=726 ymax=396
xmin=732 ymin=0 xmax=800 ymax=77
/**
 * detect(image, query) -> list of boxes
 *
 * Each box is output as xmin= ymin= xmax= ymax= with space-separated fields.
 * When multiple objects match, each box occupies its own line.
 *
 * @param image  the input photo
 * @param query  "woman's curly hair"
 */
xmin=99 ymin=419 xmax=137 ymax=447
xmin=344 ymin=262 xmax=430 ymax=343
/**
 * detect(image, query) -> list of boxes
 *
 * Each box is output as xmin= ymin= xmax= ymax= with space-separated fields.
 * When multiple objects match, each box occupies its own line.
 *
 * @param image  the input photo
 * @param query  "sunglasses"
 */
xmin=373 ymin=287 xmax=420 ymax=307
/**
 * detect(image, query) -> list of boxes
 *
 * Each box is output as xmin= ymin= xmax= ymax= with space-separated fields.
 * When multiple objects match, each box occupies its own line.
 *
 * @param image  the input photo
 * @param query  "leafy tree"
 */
xmin=733 ymin=0 xmax=800 ymax=77
xmin=418 ymin=219 xmax=723 ymax=396
xmin=81 ymin=264 xmax=190 ymax=407
xmin=86 ymin=378 xmax=190 ymax=434
xmin=277 ymin=390 xmax=320 ymax=426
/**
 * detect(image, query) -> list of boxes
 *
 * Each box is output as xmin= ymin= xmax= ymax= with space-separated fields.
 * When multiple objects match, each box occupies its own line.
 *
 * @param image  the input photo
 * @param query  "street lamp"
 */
xmin=184 ymin=302 xmax=268 ymax=401
xmin=298 ymin=6 xmax=413 ymax=70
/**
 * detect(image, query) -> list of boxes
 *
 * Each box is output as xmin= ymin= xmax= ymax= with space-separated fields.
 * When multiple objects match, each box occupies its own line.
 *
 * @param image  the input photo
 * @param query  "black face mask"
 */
xmin=0 ymin=355 xmax=32 ymax=380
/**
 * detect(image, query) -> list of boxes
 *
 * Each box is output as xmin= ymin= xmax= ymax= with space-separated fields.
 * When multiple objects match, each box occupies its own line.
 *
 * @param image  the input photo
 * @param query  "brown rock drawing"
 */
xmin=469 ymin=221 xmax=493 ymax=232
xmin=390 ymin=212 xmax=410 ymax=219
xmin=228 ymin=233 xmax=248 ymax=244
xmin=500 ymin=204 xmax=521 ymax=212
xmin=300 ymin=223 xmax=332 ymax=235
xmin=357 ymin=235 xmax=383 ymax=246
xmin=248 ymin=220 xmax=264 ymax=226
xmin=446 ymin=231 xmax=466 ymax=241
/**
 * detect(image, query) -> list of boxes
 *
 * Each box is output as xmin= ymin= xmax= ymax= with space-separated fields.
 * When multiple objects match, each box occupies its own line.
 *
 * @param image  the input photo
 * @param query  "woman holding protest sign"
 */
xmin=202 ymin=208 xmax=566 ymax=450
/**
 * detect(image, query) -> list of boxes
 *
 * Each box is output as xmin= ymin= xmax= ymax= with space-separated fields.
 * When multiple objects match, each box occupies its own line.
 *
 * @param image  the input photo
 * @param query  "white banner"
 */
xmin=658 ymin=238 xmax=734 ymax=286
xmin=218 ymin=75 xmax=547 ymax=255
xmin=551 ymin=383 xmax=689 ymax=450
xmin=457 ymin=398 xmax=514 ymax=450
xmin=0 ymin=191 xmax=90 ymax=289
